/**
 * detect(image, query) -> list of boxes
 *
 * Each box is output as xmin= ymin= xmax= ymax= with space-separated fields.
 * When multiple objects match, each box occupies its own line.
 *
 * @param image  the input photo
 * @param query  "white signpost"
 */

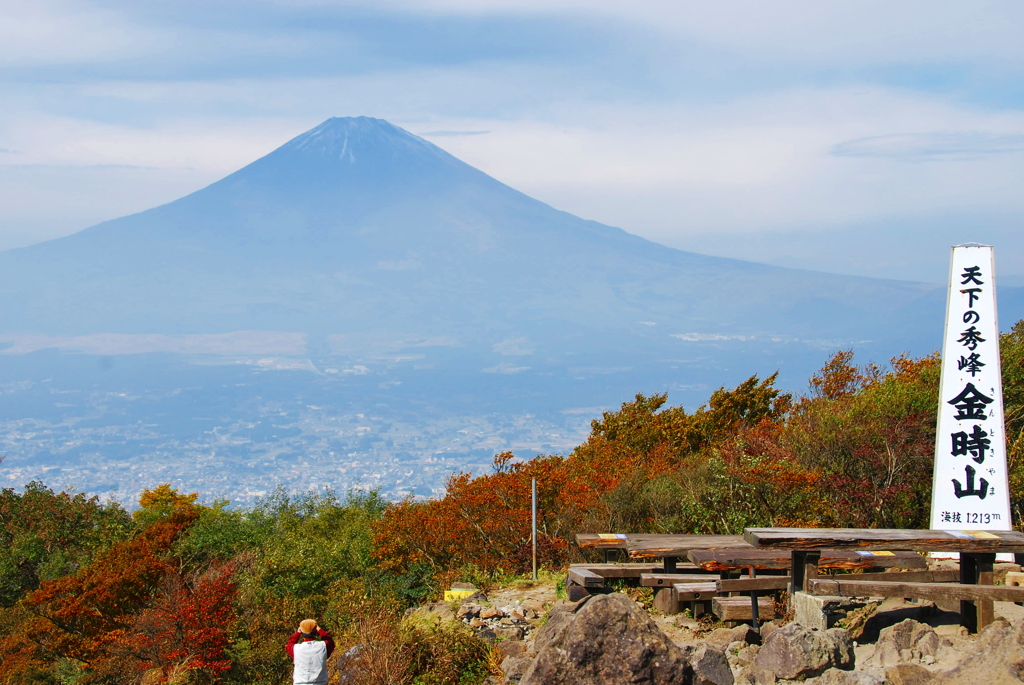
xmin=930 ymin=244 xmax=1012 ymax=532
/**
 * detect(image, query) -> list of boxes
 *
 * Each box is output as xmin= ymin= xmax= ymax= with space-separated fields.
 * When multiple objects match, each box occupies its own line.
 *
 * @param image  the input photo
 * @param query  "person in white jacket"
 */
xmin=286 ymin=619 xmax=336 ymax=685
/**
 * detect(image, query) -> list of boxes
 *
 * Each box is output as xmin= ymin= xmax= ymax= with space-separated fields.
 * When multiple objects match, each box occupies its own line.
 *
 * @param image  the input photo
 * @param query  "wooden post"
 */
xmin=961 ymin=553 xmax=996 ymax=632
xmin=749 ymin=565 xmax=757 ymax=630
xmin=531 ymin=479 xmax=538 ymax=581
xmin=791 ymin=550 xmax=820 ymax=594
xmin=664 ymin=556 xmax=678 ymax=573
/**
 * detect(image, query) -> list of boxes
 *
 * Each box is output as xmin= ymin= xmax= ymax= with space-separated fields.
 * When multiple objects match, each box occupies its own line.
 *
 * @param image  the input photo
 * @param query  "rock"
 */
xmin=481 ymin=607 xmax=504 ymax=619
xmin=825 ymin=628 xmax=854 ymax=670
xmin=463 ymin=590 xmax=488 ymax=603
xmin=864 ymin=619 xmax=942 ymax=669
xmin=458 ymin=604 xmax=482 ymax=619
xmin=528 ymin=602 xmax=576 ymax=655
xmin=753 ymin=623 xmax=854 ymax=680
xmin=728 ymin=644 xmax=760 ymax=671
xmin=335 ymin=643 xmax=364 ymax=685
xmin=733 ymin=665 xmax=776 ymax=685
xmin=679 ymin=643 xmax=734 ymax=685
xmin=520 ymin=592 xmax=692 ymax=684
xmin=937 ymin=617 xmax=1024 ymax=685
xmin=510 ymin=610 xmax=526 ymax=621
xmin=502 ymin=655 xmax=534 ymax=683
xmin=521 ymin=599 xmax=546 ymax=614
xmin=494 ymin=625 xmax=525 ymax=640
xmin=470 ymin=618 xmax=486 ymax=628
xmin=497 ymin=640 xmax=526 ymax=660
xmin=758 ymin=622 xmax=779 ymax=641
xmin=883 ymin=664 xmax=935 ymax=685
xmin=809 ymin=669 xmax=884 ymax=685
xmin=707 ymin=624 xmax=759 ymax=651
xmin=848 ymin=600 xmax=939 ymax=643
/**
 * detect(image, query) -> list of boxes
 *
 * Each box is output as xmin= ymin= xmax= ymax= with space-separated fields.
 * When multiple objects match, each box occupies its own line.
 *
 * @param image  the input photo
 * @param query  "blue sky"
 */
xmin=3 ymin=0 xmax=1024 ymax=283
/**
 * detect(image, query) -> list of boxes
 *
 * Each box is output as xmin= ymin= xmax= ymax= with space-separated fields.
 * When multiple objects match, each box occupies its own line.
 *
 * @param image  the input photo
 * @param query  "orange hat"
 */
xmin=299 ymin=619 xmax=318 ymax=634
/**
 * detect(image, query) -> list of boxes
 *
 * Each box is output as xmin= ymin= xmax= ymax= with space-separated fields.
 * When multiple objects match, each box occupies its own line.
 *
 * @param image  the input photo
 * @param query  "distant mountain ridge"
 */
xmin=0 ymin=117 xmax=1018 ymax=359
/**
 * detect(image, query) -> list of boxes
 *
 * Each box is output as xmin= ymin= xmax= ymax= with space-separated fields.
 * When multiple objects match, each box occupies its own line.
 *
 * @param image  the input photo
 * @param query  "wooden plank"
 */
xmin=689 ymin=548 xmax=927 ymax=572
xmin=569 ymin=563 xmax=673 ymax=578
xmin=674 ymin=582 xmax=720 ymax=601
xmin=841 ymin=569 xmax=960 ymax=583
xmin=713 ymin=596 xmax=775 ymax=622
xmin=717 ymin=576 xmax=792 ymax=592
xmin=653 ymin=587 xmax=679 ymax=613
xmin=627 ymin=534 xmax=749 ymax=559
xmin=567 ymin=584 xmax=591 ymax=602
xmin=807 ymin=578 xmax=1024 ymax=603
xmin=641 ymin=573 xmax=717 ymax=587
xmin=576 ymin=533 xmax=628 ymax=550
xmin=716 ymin=569 xmax=959 ymax=593
xmin=744 ymin=527 xmax=1024 ymax=553
xmin=567 ymin=567 xmax=605 ymax=588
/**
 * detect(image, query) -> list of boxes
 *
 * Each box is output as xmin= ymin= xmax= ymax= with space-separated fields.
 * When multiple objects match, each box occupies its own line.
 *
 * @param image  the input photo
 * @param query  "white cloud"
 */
xmin=832 ymin=132 xmax=1024 ymax=160
xmin=0 ymin=0 xmax=167 ymax=67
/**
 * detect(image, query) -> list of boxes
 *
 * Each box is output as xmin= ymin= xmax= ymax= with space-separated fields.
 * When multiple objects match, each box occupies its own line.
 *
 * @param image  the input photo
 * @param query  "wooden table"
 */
xmin=575 ymin=533 xmax=628 ymax=562
xmin=744 ymin=528 xmax=1024 ymax=632
xmin=626 ymin=534 xmax=749 ymax=572
xmin=577 ymin=533 xmax=749 ymax=570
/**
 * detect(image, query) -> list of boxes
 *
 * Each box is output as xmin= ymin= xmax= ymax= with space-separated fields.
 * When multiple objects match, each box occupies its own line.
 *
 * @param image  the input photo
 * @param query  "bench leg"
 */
xmin=791 ymin=551 xmax=820 ymax=594
xmin=664 ymin=556 xmax=678 ymax=573
xmin=961 ymin=553 xmax=996 ymax=633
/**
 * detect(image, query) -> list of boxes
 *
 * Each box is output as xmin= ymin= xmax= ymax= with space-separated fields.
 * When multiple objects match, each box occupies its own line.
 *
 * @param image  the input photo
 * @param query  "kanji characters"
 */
xmin=947 ymin=382 xmax=994 ymax=421
xmin=958 ymin=326 xmax=986 ymax=351
xmin=956 ymin=353 xmax=985 ymax=377
xmin=951 ymin=424 xmax=990 ymax=464
xmin=960 ymin=266 xmax=984 ymax=286
xmin=953 ymin=464 xmax=989 ymax=500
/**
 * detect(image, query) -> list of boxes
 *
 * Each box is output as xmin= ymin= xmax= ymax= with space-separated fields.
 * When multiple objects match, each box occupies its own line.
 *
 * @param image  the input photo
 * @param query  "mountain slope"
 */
xmin=0 ymin=117 xmax=978 ymax=355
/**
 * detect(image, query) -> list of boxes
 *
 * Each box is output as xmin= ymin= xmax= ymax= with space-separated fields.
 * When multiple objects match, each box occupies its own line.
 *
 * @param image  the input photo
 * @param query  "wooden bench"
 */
xmin=641 ymin=573 xmax=716 ymax=587
xmin=652 ymin=581 xmax=720 ymax=614
xmin=713 ymin=596 xmax=775 ymax=623
xmin=745 ymin=527 xmax=1024 ymax=632
xmin=568 ymin=562 xmax=668 ymax=578
xmin=565 ymin=563 xmax=686 ymax=600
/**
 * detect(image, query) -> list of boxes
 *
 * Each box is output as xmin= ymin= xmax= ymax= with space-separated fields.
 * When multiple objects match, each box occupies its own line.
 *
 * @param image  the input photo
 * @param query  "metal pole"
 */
xmin=532 ymin=478 xmax=538 ymax=581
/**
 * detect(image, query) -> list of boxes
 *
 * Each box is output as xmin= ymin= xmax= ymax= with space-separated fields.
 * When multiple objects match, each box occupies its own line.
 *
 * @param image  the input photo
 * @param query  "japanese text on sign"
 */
xmin=930 ymin=245 xmax=1011 ymax=530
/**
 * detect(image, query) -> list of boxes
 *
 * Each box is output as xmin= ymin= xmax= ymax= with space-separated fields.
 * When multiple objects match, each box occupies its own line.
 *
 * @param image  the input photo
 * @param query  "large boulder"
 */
xmin=520 ymin=593 xmax=695 ymax=685
xmin=864 ymin=619 xmax=947 ymax=669
xmin=752 ymin=623 xmax=854 ymax=680
xmin=937 ymin=617 xmax=1024 ymax=685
